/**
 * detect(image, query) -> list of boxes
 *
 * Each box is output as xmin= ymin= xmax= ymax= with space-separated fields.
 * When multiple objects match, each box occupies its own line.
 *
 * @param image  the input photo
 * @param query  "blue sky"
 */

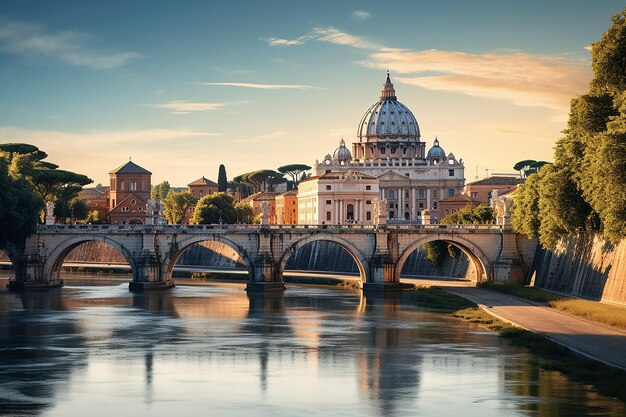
xmin=0 ymin=1 xmax=624 ymax=185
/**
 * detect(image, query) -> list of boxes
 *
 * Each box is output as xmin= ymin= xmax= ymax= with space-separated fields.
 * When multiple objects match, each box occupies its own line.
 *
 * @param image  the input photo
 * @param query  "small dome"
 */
xmin=333 ymin=139 xmax=352 ymax=163
xmin=427 ymin=138 xmax=446 ymax=160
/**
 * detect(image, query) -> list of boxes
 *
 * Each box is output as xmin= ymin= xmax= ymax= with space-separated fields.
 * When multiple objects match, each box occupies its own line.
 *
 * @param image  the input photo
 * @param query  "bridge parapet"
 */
xmin=6 ymin=224 xmax=535 ymax=292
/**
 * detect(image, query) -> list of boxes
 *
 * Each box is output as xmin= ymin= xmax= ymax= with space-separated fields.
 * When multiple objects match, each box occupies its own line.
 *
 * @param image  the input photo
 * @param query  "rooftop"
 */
xmin=466 ymin=176 xmax=524 ymax=187
xmin=188 ymin=176 xmax=218 ymax=187
xmin=439 ymin=193 xmax=481 ymax=204
xmin=109 ymin=160 xmax=151 ymax=175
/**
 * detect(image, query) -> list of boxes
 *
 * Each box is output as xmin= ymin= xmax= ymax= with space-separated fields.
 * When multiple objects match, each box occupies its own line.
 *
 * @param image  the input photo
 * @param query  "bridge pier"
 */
xmin=7 ymin=255 xmax=63 ymax=291
xmin=363 ymin=253 xmax=402 ymax=292
xmin=246 ymin=254 xmax=285 ymax=292
xmin=129 ymin=252 xmax=174 ymax=291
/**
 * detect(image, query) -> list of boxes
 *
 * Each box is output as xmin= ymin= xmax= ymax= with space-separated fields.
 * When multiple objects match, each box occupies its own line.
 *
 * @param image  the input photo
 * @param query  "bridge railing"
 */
xmin=37 ymin=223 xmax=504 ymax=232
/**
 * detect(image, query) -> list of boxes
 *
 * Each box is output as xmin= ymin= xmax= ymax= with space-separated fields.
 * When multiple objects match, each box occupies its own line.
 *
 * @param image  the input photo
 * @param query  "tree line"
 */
xmin=511 ymin=9 xmax=626 ymax=249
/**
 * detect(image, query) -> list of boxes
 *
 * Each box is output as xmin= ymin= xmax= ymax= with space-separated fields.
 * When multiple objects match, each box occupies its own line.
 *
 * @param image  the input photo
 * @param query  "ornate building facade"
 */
xmin=314 ymin=74 xmax=465 ymax=223
xmin=108 ymin=160 xmax=153 ymax=225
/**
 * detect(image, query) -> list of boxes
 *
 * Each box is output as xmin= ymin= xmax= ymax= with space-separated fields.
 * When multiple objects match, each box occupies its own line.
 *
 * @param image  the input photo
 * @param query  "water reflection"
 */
xmin=0 ymin=276 xmax=623 ymax=417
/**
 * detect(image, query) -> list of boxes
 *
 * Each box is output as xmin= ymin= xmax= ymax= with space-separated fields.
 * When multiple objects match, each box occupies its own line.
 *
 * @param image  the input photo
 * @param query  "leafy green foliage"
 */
xmin=163 ymin=190 xmax=196 ymax=224
xmin=234 ymin=201 xmax=255 ymax=224
xmin=233 ymin=169 xmax=285 ymax=193
xmin=511 ymin=9 xmax=626 ymax=247
xmin=217 ymin=164 xmax=227 ymax=192
xmin=423 ymin=241 xmax=445 ymax=267
xmin=513 ymin=159 xmax=536 ymax=172
xmin=151 ymin=181 xmax=170 ymax=203
xmin=0 ymin=153 xmax=44 ymax=249
xmin=277 ymin=164 xmax=311 ymax=187
xmin=191 ymin=192 xmax=236 ymax=224
xmin=440 ymin=204 xmax=495 ymax=225
xmin=54 ymin=197 xmax=89 ymax=223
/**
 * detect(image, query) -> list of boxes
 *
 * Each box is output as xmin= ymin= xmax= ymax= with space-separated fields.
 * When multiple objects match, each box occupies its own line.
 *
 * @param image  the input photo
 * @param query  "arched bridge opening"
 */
xmin=278 ymin=236 xmax=369 ymax=287
xmin=165 ymin=237 xmax=253 ymax=285
xmin=0 ymin=249 xmax=14 ymax=282
xmin=45 ymin=237 xmax=135 ymax=286
xmin=395 ymin=236 xmax=490 ymax=285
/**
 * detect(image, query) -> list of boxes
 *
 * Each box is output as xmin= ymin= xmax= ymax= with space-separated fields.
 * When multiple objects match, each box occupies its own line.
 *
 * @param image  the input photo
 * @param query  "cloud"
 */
xmin=264 ymin=26 xmax=384 ymax=50
xmin=362 ymin=49 xmax=591 ymax=110
xmin=0 ymin=19 xmax=141 ymax=69
xmin=352 ymin=11 xmax=371 ymax=20
xmin=201 ymin=82 xmax=322 ymax=90
xmin=478 ymin=123 xmax=555 ymax=141
xmin=146 ymin=100 xmax=250 ymax=112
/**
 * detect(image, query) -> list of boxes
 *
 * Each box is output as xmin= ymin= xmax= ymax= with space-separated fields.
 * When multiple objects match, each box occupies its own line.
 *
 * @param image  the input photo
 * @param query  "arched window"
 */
xmin=346 ymin=204 xmax=354 ymax=220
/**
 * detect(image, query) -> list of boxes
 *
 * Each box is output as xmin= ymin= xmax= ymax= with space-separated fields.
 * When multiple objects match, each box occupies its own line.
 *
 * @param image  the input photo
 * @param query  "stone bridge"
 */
xmin=4 ymin=224 xmax=537 ymax=291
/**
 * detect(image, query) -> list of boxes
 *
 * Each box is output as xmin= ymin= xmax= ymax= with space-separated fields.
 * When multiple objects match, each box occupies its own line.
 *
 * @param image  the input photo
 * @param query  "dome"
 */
xmin=333 ymin=139 xmax=352 ymax=163
xmin=427 ymin=138 xmax=446 ymax=160
xmin=357 ymin=73 xmax=420 ymax=141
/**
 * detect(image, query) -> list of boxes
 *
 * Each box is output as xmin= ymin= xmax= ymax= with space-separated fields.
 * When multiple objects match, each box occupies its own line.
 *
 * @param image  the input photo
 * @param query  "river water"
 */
xmin=0 ymin=272 xmax=624 ymax=417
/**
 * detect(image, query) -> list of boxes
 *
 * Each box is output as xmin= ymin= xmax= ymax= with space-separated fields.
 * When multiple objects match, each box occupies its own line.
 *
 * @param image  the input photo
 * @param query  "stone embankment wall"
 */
xmin=529 ymin=232 xmax=626 ymax=305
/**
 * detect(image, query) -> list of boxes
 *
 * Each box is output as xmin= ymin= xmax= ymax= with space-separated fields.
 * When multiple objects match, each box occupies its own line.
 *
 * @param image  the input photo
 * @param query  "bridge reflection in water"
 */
xmin=0 ymin=279 xmax=623 ymax=417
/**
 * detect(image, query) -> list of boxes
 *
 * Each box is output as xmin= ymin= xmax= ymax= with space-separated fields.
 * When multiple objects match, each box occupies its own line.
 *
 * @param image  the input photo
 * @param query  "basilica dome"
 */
xmin=333 ymin=139 xmax=352 ymax=163
xmin=357 ymin=73 xmax=420 ymax=141
xmin=427 ymin=138 xmax=446 ymax=160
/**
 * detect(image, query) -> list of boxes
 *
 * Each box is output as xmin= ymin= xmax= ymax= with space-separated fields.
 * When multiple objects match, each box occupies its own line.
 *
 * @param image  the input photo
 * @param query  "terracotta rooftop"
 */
xmin=279 ymin=189 xmax=298 ymax=197
xmin=466 ymin=176 xmax=524 ymax=187
xmin=439 ymin=193 xmax=481 ymax=204
xmin=188 ymin=176 xmax=218 ymax=187
xmin=109 ymin=160 xmax=151 ymax=175
xmin=243 ymin=191 xmax=280 ymax=201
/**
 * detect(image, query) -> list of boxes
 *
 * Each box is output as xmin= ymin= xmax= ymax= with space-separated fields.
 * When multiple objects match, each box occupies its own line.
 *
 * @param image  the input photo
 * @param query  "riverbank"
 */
xmin=411 ymin=285 xmax=626 ymax=402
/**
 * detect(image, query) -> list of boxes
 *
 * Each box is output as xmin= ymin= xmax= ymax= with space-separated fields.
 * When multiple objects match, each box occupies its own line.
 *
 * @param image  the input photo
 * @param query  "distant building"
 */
xmin=438 ymin=193 xmax=481 ymax=219
xmin=275 ymin=189 xmax=298 ymax=224
xmin=188 ymin=176 xmax=218 ymax=199
xmin=243 ymin=191 xmax=279 ymax=224
xmin=78 ymin=185 xmax=110 ymax=221
xmin=297 ymin=172 xmax=379 ymax=225
xmin=314 ymin=74 xmax=465 ymax=223
xmin=108 ymin=160 xmax=152 ymax=225
xmin=464 ymin=176 xmax=525 ymax=205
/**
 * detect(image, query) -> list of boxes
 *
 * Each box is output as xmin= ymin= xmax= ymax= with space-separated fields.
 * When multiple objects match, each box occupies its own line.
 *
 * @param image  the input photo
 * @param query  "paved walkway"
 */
xmin=404 ymin=278 xmax=626 ymax=370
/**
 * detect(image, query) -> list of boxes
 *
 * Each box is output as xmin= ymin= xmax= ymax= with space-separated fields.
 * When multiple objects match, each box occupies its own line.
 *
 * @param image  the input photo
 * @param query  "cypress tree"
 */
xmin=217 ymin=164 xmax=227 ymax=192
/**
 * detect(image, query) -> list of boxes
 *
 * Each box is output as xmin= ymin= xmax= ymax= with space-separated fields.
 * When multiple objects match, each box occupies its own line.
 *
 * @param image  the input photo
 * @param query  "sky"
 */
xmin=0 ymin=0 xmax=624 ymax=186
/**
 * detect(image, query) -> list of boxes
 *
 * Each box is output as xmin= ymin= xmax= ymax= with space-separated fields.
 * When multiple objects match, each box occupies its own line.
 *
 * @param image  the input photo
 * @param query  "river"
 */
xmin=0 ymin=272 xmax=624 ymax=417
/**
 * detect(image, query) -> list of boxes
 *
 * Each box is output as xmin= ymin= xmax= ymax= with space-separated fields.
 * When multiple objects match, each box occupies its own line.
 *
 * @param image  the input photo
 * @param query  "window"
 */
xmin=418 ymin=202 xmax=424 ymax=209
xmin=130 ymin=179 xmax=137 ymax=191
xmin=326 ymin=185 xmax=331 ymax=190
xmin=131 ymin=199 xmax=137 ymax=205
xmin=366 ymin=185 xmax=371 ymax=190
xmin=433 ymin=190 xmax=438 ymax=198
xmin=405 ymin=190 xmax=409 ymax=198
xmin=405 ymin=173 xmax=410 ymax=177
xmin=326 ymin=211 xmax=331 ymax=221
xmin=326 ymin=200 xmax=332 ymax=205
xmin=418 ymin=189 xmax=425 ymax=199
xmin=433 ymin=202 xmax=438 ymax=209
xmin=391 ymin=148 xmax=396 ymax=154
xmin=388 ymin=189 xmax=395 ymax=199
xmin=381 ymin=148 xmax=386 ymax=155
xmin=120 ymin=180 xmax=125 ymax=191
xmin=471 ymin=192 xmax=478 ymax=199
xmin=449 ymin=169 xmax=455 ymax=177
xmin=142 ymin=178 xmax=147 ymax=190
xmin=448 ymin=189 xmax=455 ymax=197
xmin=366 ymin=200 xmax=372 ymax=205
xmin=138 ymin=206 xmax=144 ymax=211
xmin=445 ymin=209 xmax=449 ymax=215
xmin=366 ymin=211 xmax=371 ymax=221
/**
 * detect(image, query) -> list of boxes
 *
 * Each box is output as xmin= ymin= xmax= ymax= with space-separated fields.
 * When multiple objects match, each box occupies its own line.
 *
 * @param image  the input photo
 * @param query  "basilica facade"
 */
xmin=314 ymin=74 xmax=465 ymax=223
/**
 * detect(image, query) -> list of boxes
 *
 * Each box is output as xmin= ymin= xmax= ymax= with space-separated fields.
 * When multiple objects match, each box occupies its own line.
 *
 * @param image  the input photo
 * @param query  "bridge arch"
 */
xmin=44 ymin=235 xmax=136 ymax=283
xmin=395 ymin=235 xmax=491 ymax=284
xmin=278 ymin=234 xmax=370 ymax=284
xmin=164 ymin=235 xmax=254 ymax=281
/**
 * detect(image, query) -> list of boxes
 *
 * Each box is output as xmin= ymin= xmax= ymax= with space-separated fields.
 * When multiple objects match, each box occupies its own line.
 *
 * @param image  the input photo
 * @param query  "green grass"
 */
xmin=480 ymin=283 xmax=626 ymax=330
xmin=411 ymin=285 xmax=626 ymax=402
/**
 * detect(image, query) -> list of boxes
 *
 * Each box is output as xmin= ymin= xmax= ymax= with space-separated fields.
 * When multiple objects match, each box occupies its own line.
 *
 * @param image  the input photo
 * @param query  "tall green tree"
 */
xmin=234 ymin=201 xmax=255 ymax=224
xmin=277 ymin=164 xmax=311 ymax=188
xmin=163 ymin=190 xmax=196 ymax=224
xmin=191 ymin=192 xmax=236 ymax=224
xmin=217 ymin=164 xmax=228 ymax=192
xmin=151 ymin=181 xmax=171 ymax=204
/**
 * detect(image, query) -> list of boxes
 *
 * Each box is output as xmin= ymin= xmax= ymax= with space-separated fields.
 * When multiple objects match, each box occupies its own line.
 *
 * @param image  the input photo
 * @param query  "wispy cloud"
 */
xmin=363 ymin=49 xmax=590 ymax=110
xmin=201 ymin=82 xmax=322 ymax=90
xmin=352 ymin=11 xmax=371 ymax=21
xmin=267 ymin=24 xmax=591 ymax=110
xmin=0 ymin=19 xmax=141 ymax=69
xmin=264 ymin=26 xmax=384 ymax=50
xmin=478 ymin=123 xmax=555 ymax=141
xmin=146 ymin=100 xmax=250 ymax=113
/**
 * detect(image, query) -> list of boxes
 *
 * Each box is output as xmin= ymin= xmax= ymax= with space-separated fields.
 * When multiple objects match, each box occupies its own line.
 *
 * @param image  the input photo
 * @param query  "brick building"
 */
xmin=108 ymin=160 xmax=152 ymax=225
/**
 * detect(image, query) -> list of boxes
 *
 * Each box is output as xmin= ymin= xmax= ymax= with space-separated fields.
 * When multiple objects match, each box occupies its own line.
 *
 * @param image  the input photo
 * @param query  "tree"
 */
xmin=513 ymin=159 xmax=536 ymax=177
xmin=191 ymin=192 xmax=236 ymax=224
xmin=590 ymin=10 xmax=626 ymax=95
xmin=277 ymin=164 xmax=311 ymax=188
xmin=151 ymin=181 xmax=170 ymax=204
xmin=234 ymin=201 xmax=254 ymax=224
xmin=440 ymin=205 xmax=495 ymax=225
xmin=511 ymin=169 xmax=543 ymax=239
xmin=217 ymin=164 xmax=228 ymax=192
xmin=0 ymin=152 xmax=43 ymax=253
xmin=163 ymin=190 xmax=196 ymax=224
xmin=234 ymin=170 xmax=285 ymax=193
xmin=54 ymin=197 xmax=89 ymax=223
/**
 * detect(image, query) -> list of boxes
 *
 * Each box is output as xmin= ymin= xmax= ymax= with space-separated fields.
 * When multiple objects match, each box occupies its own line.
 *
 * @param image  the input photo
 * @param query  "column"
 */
xmin=335 ymin=200 xmax=339 ymax=224
xmin=426 ymin=189 xmax=431 ymax=211
xmin=411 ymin=188 xmax=416 ymax=221
xmin=397 ymin=188 xmax=402 ymax=220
